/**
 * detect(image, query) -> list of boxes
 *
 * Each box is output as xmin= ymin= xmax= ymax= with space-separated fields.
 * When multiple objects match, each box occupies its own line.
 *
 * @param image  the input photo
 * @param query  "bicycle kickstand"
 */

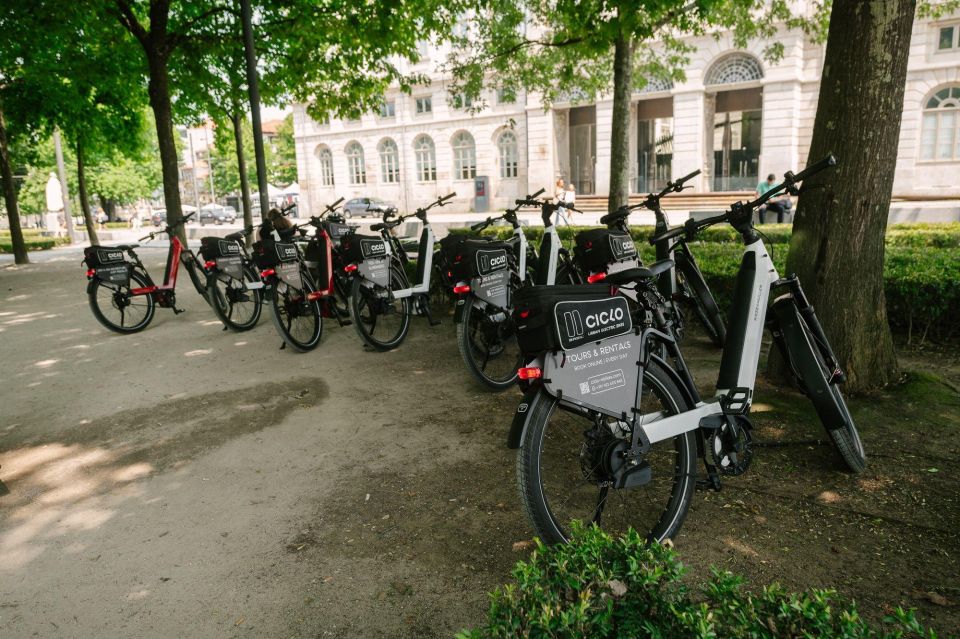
xmin=419 ymin=296 xmax=441 ymax=327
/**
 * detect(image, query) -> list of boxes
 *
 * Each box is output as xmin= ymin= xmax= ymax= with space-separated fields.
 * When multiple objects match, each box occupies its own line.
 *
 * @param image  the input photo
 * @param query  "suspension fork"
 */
xmin=773 ymin=274 xmax=846 ymax=383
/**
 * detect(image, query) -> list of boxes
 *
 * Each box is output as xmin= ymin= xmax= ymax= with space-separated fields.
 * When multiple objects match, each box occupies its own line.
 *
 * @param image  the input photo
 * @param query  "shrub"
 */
xmin=458 ymin=523 xmax=932 ymax=639
xmin=0 ymin=235 xmax=71 ymax=253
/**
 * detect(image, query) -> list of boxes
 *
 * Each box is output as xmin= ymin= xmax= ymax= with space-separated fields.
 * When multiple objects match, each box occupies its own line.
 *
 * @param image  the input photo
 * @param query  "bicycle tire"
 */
xmin=517 ymin=360 xmax=697 ymax=545
xmin=348 ymin=264 xmax=411 ymax=351
xmin=456 ymin=299 xmax=521 ymax=390
xmin=269 ymin=268 xmax=323 ymax=352
xmin=88 ymin=268 xmax=156 ymax=334
xmin=208 ymin=264 xmax=263 ymax=332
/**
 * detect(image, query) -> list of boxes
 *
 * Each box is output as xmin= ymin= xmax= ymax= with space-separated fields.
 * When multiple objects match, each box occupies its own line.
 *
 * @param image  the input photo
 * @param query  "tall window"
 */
xmin=452 ymin=131 xmax=477 ymax=180
xmin=497 ymin=88 xmax=516 ymax=105
xmin=498 ymin=131 xmax=518 ymax=179
xmin=938 ymin=25 xmax=959 ymax=51
xmin=452 ymin=92 xmax=474 ymax=110
xmin=921 ymin=86 xmax=960 ymax=161
xmin=346 ymin=142 xmax=366 ymax=184
xmin=378 ymin=139 xmax=399 ymax=183
xmin=414 ymin=135 xmax=436 ymax=182
xmin=379 ymin=100 xmax=396 ymax=118
xmin=415 ymin=96 xmax=432 ymax=114
xmin=316 ymin=146 xmax=334 ymax=186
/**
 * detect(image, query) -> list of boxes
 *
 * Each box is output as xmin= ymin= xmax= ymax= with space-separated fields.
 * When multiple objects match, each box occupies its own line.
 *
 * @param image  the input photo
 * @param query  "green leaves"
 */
xmin=462 ymin=522 xmax=933 ymax=638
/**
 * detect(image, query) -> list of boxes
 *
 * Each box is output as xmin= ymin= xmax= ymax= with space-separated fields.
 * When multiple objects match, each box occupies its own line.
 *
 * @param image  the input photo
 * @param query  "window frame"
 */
xmin=936 ymin=23 xmax=960 ymax=52
xmin=379 ymin=100 xmax=396 ymax=119
xmin=452 ymin=131 xmax=477 ymax=181
xmin=378 ymin=138 xmax=400 ymax=184
xmin=919 ymin=86 xmax=960 ymax=163
xmin=414 ymin=135 xmax=437 ymax=183
xmin=497 ymin=131 xmax=518 ymax=179
xmin=316 ymin=146 xmax=335 ymax=187
xmin=346 ymin=142 xmax=367 ymax=185
xmin=415 ymin=96 xmax=433 ymax=115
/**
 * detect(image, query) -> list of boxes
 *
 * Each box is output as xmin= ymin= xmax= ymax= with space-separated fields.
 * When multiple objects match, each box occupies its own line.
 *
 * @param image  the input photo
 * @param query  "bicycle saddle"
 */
xmin=224 ymin=231 xmax=245 ymax=241
xmin=602 ymin=259 xmax=674 ymax=285
xmin=371 ymin=220 xmax=400 ymax=232
xmin=115 ymin=243 xmax=140 ymax=250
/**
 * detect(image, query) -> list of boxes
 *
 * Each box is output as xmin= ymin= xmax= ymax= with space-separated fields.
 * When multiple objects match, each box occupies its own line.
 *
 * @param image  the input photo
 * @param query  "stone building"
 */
xmin=292 ymin=11 xmax=960 ymax=216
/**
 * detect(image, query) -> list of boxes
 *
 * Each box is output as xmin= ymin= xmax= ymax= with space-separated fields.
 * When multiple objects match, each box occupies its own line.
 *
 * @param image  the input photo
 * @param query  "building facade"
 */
xmin=293 ymin=11 xmax=960 ymax=216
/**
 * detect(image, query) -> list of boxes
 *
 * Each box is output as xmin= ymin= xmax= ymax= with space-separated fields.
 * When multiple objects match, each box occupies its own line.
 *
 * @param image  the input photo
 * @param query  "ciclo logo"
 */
xmin=585 ymin=306 xmax=624 ymax=329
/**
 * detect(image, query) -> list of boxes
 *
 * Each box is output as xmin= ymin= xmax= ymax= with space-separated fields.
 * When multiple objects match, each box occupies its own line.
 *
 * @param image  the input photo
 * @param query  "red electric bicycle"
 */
xmin=83 ymin=212 xmax=212 ymax=333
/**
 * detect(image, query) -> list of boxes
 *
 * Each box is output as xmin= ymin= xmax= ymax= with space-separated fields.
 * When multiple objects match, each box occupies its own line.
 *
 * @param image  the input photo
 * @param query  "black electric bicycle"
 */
xmin=342 ymin=193 xmax=452 ymax=351
xmin=593 ymin=169 xmax=726 ymax=346
xmin=199 ymin=226 xmax=264 ymax=332
xmin=253 ymin=207 xmax=323 ymax=352
xmin=508 ymin=155 xmax=864 ymax=546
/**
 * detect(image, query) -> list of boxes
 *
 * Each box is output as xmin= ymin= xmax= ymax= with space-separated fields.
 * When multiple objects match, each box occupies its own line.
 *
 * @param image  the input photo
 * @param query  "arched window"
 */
xmin=498 ymin=131 xmax=518 ymax=179
xmin=414 ymin=135 xmax=436 ymax=182
xmin=452 ymin=131 xmax=476 ymax=180
xmin=637 ymin=77 xmax=674 ymax=94
xmin=378 ymin=138 xmax=399 ymax=183
xmin=704 ymin=53 xmax=763 ymax=86
xmin=920 ymin=86 xmax=960 ymax=161
xmin=316 ymin=146 xmax=334 ymax=187
xmin=346 ymin=142 xmax=366 ymax=185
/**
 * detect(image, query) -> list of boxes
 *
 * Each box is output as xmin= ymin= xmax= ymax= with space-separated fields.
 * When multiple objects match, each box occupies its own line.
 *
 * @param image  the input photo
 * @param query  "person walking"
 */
xmin=554 ymin=178 xmax=569 ymax=226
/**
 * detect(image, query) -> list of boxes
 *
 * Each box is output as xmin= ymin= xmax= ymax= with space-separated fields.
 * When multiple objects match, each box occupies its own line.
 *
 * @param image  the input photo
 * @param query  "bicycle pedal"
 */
xmin=279 ymin=341 xmax=286 ymax=350
xmin=695 ymin=475 xmax=722 ymax=492
xmin=173 ymin=307 xmax=185 ymax=315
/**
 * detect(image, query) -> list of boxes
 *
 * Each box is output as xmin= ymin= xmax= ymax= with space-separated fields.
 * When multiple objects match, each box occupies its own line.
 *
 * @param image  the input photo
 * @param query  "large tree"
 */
xmin=781 ymin=0 xmax=921 ymax=391
xmin=446 ymin=1 xmax=828 ymax=213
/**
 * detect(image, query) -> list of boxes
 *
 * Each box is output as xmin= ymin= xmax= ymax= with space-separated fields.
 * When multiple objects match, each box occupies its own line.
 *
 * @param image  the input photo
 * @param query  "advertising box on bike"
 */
xmin=574 ymin=229 xmax=638 ymax=272
xmin=83 ymin=246 xmax=131 ymax=286
xmin=341 ymin=234 xmax=390 ymax=287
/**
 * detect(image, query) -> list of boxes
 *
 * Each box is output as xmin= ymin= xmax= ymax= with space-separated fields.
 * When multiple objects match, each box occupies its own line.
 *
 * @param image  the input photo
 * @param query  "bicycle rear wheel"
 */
xmin=269 ymin=270 xmax=323 ymax=352
xmin=88 ymin=269 xmax=155 ymax=334
xmin=517 ymin=361 xmax=697 ymax=545
xmin=208 ymin=265 xmax=263 ymax=331
xmin=348 ymin=265 xmax=411 ymax=351
xmin=456 ymin=299 xmax=521 ymax=390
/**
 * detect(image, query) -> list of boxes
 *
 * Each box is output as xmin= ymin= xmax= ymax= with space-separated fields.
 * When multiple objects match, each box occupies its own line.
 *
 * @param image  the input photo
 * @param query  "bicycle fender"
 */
xmin=454 ymin=297 xmax=467 ymax=323
xmin=507 ymin=385 xmax=547 ymax=449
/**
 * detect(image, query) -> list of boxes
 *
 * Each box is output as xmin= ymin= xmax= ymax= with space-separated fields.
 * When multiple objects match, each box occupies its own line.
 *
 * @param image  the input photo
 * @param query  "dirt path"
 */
xmin=1 ymin=255 xmax=957 ymax=637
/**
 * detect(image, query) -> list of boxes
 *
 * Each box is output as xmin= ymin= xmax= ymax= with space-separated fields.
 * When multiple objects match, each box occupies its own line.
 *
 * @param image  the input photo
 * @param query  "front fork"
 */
xmin=770 ymin=274 xmax=846 ymax=384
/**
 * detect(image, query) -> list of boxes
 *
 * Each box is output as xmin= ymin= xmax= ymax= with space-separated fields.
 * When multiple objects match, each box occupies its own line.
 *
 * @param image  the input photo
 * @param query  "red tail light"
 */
xmin=587 ymin=272 xmax=607 ymax=284
xmin=261 ymin=268 xmax=276 ymax=278
xmin=86 ymin=268 xmax=96 ymax=278
xmin=586 ymin=241 xmax=593 ymax=248
xmin=453 ymin=284 xmax=471 ymax=295
xmin=306 ymin=291 xmax=324 ymax=301
xmin=344 ymin=263 xmax=358 ymax=273
xmin=518 ymin=367 xmax=542 ymax=380
xmin=519 ymin=310 xmax=530 ymax=319
xmin=204 ymin=260 xmax=217 ymax=270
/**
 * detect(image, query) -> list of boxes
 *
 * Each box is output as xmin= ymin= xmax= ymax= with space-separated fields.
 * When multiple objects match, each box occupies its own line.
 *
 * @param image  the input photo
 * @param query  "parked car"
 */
xmin=343 ymin=197 xmax=398 ymax=219
xmin=199 ymin=205 xmax=238 ymax=225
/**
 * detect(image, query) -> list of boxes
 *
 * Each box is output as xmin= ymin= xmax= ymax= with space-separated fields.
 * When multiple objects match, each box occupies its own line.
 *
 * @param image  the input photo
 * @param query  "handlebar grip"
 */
xmin=183 ymin=211 xmax=196 ymax=222
xmin=649 ymin=225 xmax=686 ymax=245
xmin=470 ymin=220 xmax=489 ymax=231
xmin=332 ymin=196 xmax=345 ymax=207
xmin=793 ymin=154 xmax=837 ymax=183
xmin=676 ymin=169 xmax=701 ymax=184
xmin=530 ymin=187 xmax=546 ymax=198
xmin=440 ymin=192 xmax=456 ymax=203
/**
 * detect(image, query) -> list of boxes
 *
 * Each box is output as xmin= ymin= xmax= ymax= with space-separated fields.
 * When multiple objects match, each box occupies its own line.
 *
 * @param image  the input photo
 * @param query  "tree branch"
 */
xmin=114 ymin=0 xmax=148 ymax=46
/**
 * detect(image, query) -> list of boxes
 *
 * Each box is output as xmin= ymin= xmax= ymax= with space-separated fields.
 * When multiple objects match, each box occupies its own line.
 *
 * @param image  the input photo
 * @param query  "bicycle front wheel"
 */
xmin=456 ymin=299 xmax=521 ymax=391
xmin=348 ymin=265 xmax=411 ymax=351
xmin=517 ymin=361 xmax=697 ymax=545
xmin=88 ymin=268 xmax=156 ymax=334
xmin=269 ymin=270 xmax=323 ymax=352
xmin=208 ymin=265 xmax=263 ymax=331
xmin=676 ymin=251 xmax=725 ymax=346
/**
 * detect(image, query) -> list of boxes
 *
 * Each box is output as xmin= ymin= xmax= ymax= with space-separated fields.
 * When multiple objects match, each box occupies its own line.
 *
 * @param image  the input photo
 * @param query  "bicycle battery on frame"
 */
xmin=541 ymin=296 xmax=643 ymax=418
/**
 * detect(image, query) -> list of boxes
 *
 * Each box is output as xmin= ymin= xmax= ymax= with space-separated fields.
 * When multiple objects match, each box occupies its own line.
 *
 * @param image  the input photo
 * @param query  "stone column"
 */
xmin=594 ymin=99 xmax=614 ymax=195
xmin=671 ymin=90 xmax=707 ymax=191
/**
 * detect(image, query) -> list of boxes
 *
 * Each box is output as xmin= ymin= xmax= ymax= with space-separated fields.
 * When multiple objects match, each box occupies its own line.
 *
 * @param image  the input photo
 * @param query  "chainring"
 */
xmin=708 ymin=417 xmax=753 ymax=476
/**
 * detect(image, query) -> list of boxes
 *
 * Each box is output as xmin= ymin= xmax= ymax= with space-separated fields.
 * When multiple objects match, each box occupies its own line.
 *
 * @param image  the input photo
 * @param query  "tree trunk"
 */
xmin=775 ymin=0 xmax=913 ymax=391
xmin=146 ymin=51 xmax=186 ymax=243
xmin=231 ymin=111 xmax=254 ymax=247
xmin=76 ymin=139 xmax=99 ymax=245
xmin=607 ymin=33 xmax=634 ymax=213
xmin=0 ymin=105 xmax=29 ymax=264
xmin=100 ymin=197 xmax=117 ymax=222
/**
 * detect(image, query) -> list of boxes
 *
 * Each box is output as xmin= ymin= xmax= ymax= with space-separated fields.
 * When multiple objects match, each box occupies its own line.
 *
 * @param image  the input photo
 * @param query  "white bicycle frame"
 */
xmin=540 ymin=222 xmax=560 ymax=285
xmin=385 ymin=221 xmax=434 ymax=299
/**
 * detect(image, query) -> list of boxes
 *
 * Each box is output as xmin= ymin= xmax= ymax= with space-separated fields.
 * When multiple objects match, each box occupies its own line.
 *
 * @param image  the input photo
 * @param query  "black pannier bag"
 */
xmin=341 ymin=234 xmax=387 ymax=264
xmin=512 ymin=285 xmax=631 ymax=355
xmin=83 ymin=246 xmax=126 ymax=268
xmin=304 ymin=235 xmax=331 ymax=284
xmin=573 ymin=229 xmax=638 ymax=272
xmin=199 ymin=236 xmax=242 ymax=261
xmin=324 ymin=221 xmax=354 ymax=242
xmin=252 ymin=239 xmax=298 ymax=270
xmin=449 ymin=239 xmax=511 ymax=281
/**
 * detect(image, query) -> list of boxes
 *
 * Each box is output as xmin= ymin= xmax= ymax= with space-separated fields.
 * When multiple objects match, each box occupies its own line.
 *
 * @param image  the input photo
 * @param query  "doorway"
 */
xmin=636 ymin=97 xmax=674 ymax=193
xmin=709 ymin=88 xmax=762 ymax=191
xmin=568 ymin=105 xmax=596 ymax=194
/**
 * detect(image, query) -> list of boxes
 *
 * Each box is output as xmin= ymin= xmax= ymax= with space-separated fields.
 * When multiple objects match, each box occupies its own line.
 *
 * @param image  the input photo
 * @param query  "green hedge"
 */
xmin=458 ymin=523 xmax=931 ymax=638
xmin=0 ymin=234 xmax=71 ymax=253
xmin=449 ymin=222 xmax=960 ymax=248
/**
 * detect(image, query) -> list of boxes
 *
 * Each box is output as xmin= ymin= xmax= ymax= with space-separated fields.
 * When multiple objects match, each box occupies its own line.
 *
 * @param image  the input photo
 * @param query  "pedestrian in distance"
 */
xmin=554 ymin=178 xmax=570 ymax=226
xmin=756 ymin=173 xmax=791 ymax=224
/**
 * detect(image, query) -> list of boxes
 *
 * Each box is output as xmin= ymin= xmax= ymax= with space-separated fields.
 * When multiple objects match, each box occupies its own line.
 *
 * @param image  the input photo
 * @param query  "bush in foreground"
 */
xmin=458 ymin=523 xmax=932 ymax=639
